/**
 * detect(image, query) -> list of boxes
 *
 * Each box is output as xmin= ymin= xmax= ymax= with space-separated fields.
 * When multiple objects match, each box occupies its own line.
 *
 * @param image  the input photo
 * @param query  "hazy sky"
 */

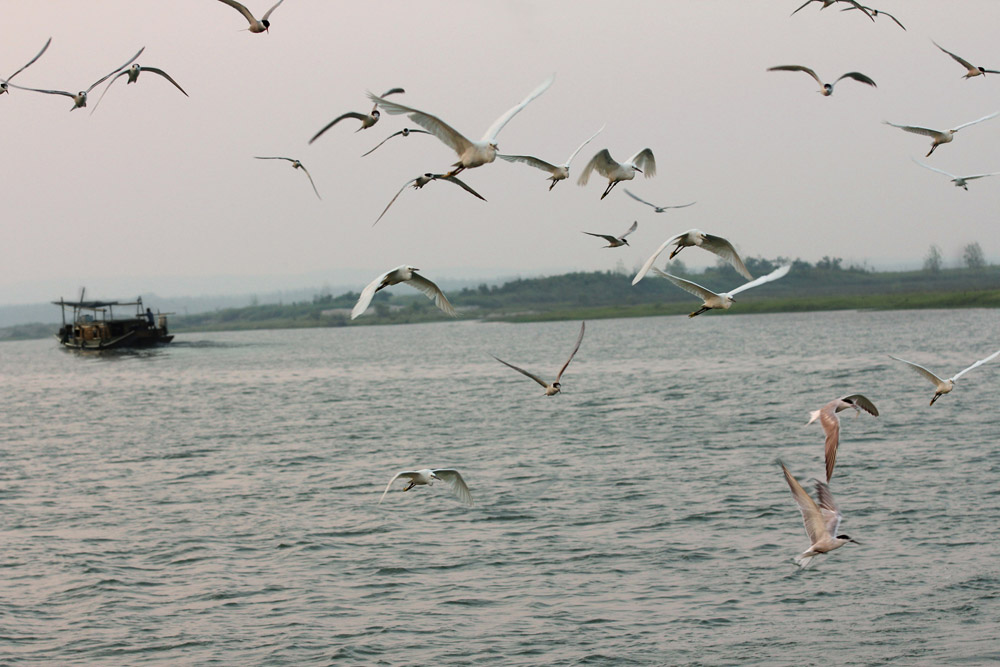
xmin=3 ymin=1 xmax=1000 ymax=304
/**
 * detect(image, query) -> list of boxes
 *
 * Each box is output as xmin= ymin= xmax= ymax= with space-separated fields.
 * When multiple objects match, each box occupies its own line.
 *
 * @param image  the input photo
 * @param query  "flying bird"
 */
xmin=366 ymin=74 xmax=555 ymax=176
xmin=889 ymin=350 xmax=1000 ymax=405
xmin=90 ymin=63 xmax=188 ymax=113
xmin=583 ymin=221 xmax=637 ymax=248
xmin=254 ymin=156 xmax=321 ymax=199
xmin=493 ymin=321 xmax=585 ymax=396
xmin=351 ymin=265 xmax=456 ymax=320
xmin=0 ymin=37 xmax=51 ymax=96
xmin=309 ymin=87 xmax=406 ymax=144
xmin=791 ymin=0 xmax=872 ymax=19
xmin=933 ymin=41 xmax=1000 ymax=79
xmin=374 ymin=172 xmax=486 ymax=225
xmin=9 ymin=47 xmax=144 ymax=110
xmin=911 ymin=159 xmax=1000 ymax=190
xmin=651 ymin=264 xmax=791 ymax=317
xmin=216 ymin=0 xmax=284 ymax=33
xmin=884 ymin=112 xmax=999 ymax=157
xmin=497 ymin=124 xmax=605 ymax=190
xmin=767 ymin=65 xmax=876 ymax=95
xmin=577 ymin=148 xmax=656 ymax=199
xmin=779 ymin=460 xmax=859 ymax=569
xmin=361 ymin=127 xmax=432 ymax=157
xmin=633 ymin=230 xmax=751 ymax=285
xmin=623 ymin=189 xmax=695 ymax=213
xmin=378 ymin=469 xmax=473 ymax=506
xmin=807 ymin=394 xmax=879 ymax=483
xmin=840 ymin=5 xmax=905 ymax=30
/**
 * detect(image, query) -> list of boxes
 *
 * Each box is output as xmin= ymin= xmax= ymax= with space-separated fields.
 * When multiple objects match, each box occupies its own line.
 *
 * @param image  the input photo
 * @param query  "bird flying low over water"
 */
xmin=493 ymin=322 xmax=585 ymax=396
xmin=911 ymin=159 xmax=1000 ymax=191
xmin=633 ymin=230 xmax=751 ymax=285
xmin=310 ymin=88 xmax=406 ymax=144
xmin=889 ymin=350 xmax=1000 ymax=405
xmin=807 ymin=394 xmax=879 ymax=483
xmin=884 ymin=112 xmax=999 ymax=157
xmin=367 ymin=75 xmax=555 ymax=177
xmin=351 ymin=265 xmax=456 ymax=320
xmin=0 ymin=37 xmax=51 ymax=96
xmin=767 ymin=65 xmax=876 ymax=96
xmin=652 ymin=264 xmax=790 ymax=317
xmin=933 ymin=41 xmax=1000 ymax=79
xmin=497 ymin=124 xmax=605 ymax=190
xmin=577 ymin=148 xmax=656 ymax=199
xmin=216 ymin=0 xmax=284 ymax=33
xmin=254 ymin=156 xmax=321 ymax=199
xmin=623 ymin=189 xmax=695 ymax=213
xmin=840 ymin=5 xmax=905 ymax=30
xmin=583 ymin=221 xmax=637 ymax=248
xmin=378 ymin=469 xmax=473 ymax=506
xmin=791 ymin=0 xmax=872 ymax=19
xmin=361 ymin=127 xmax=432 ymax=157
xmin=779 ymin=460 xmax=859 ymax=569
xmin=90 ymin=63 xmax=188 ymax=113
xmin=374 ymin=172 xmax=486 ymax=225
xmin=9 ymin=47 xmax=144 ymax=110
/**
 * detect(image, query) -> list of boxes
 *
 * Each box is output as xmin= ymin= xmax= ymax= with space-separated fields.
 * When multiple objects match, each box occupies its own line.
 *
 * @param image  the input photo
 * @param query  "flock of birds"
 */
xmin=6 ymin=0 xmax=999 ymax=569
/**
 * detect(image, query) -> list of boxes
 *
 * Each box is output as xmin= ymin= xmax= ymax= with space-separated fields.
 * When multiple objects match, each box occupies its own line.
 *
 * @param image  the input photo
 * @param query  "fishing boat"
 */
xmin=53 ymin=292 xmax=173 ymax=350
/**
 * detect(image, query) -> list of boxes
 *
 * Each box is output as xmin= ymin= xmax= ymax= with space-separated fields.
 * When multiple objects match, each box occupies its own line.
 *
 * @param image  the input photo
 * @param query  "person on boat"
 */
xmin=146 ymin=307 xmax=155 ymax=329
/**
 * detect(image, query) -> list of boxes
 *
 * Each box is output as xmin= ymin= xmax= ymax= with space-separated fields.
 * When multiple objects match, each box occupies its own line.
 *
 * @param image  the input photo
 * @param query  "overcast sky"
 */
xmin=3 ymin=0 xmax=1000 ymax=304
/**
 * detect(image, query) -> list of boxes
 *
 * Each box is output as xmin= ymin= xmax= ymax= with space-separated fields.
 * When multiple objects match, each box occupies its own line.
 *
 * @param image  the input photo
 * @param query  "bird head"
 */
xmin=429 ymin=472 xmax=441 ymax=482
xmin=488 ymin=142 xmax=498 ymax=151
xmin=633 ymin=166 xmax=643 ymax=174
xmin=822 ymin=84 xmax=833 ymax=95
xmin=262 ymin=19 xmax=271 ymax=32
xmin=401 ymin=128 xmax=411 ymax=136
xmin=837 ymin=535 xmax=860 ymax=545
xmin=1 ymin=82 xmax=8 ymax=94
xmin=372 ymin=109 xmax=381 ymax=120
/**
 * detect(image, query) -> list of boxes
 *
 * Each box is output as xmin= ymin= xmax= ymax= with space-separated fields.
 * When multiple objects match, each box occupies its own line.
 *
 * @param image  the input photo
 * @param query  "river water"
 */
xmin=2 ymin=309 xmax=998 ymax=665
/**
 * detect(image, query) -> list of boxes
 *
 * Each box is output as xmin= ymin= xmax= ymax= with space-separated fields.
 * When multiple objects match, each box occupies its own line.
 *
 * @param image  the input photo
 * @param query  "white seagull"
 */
xmin=807 ymin=394 xmax=879 ymax=483
xmin=623 ymin=189 xmax=695 ymax=213
xmin=0 ymin=37 xmax=51 ymax=96
xmin=889 ymin=350 xmax=1000 ymax=405
xmin=493 ymin=321 xmax=585 ymax=396
xmin=90 ymin=63 xmax=188 ymax=113
xmin=497 ymin=124 xmax=605 ymax=190
xmin=9 ymin=47 xmax=144 ymax=110
xmin=633 ymin=230 xmax=752 ymax=285
xmin=361 ymin=127 xmax=432 ymax=157
xmin=912 ymin=159 xmax=1000 ymax=191
xmin=351 ymin=265 xmax=456 ymax=320
xmin=577 ymin=148 xmax=656 ymax=199
xmin=767 ymin=65 xmax=876 ymax=96
xmin=583 ymin=221 xmax=637 ymax=248
xmin=651 ymin=264 xmax=790 ymax=317
xmin=374 ymin=172 xmax=486 ymax=225
xmin=884 ymin=112 xmax=999 ymax=157
xmin=378 ymin=469 xmax=473 ymax=506
xmin=216 ymin=0 xmax=284 ymax=32
xmin=779 ymin=460 xmax=859 ymax=569
xmin=933 ymin=41 xmax=1000 ymax=79
xmin=254 ymin=156 xmax=321 ymax=199
xmin=366 ymin=75 xmax=555 ymax=176
xmin=309 ymin=87 xmax=406 ymax=144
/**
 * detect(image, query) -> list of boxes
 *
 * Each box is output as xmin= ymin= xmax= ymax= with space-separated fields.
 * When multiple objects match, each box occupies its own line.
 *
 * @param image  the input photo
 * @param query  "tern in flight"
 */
xmin=90 ymin=62 xmax=188 ymax=113
xmin=779 ymin=460 xmax=859 ymax=569
xmin=840 ymin=5 xmax=905 ymax=30
xmin=633 ymin=230 xmax=751 ymax=285
xmin=309 ymin=87 xmax=406 ymax=144
xmin=254 ymin=156 xmax=321 ymax=199
xmin=351 ymin=265 xmax=456 ymax=320
xmin=912 ymin=159 xmax=1000 ymax=190
xmin=767 ymin=65 xmax=876 ymax=96
xmin=216 ymin=0 xmax=284 ymax=32
xmin=497 ymin=124 xmax=605 ymax=190
xmin=378 ymin=469 xmax=473 ymax=506
xmin=583 ymin=221 xmax=637 ymax=248
xmin=652 ymin=264 xmax=790 ymax=317
xmin=807 ymin=394 xmax=879 ymax=483
xmin=366 ymin=74 xmax=555 ymax=176
xmin=361 ymin=128 xmax=432 ymax=157
xmin=933 ymin=41 xmax=1000 ymax=79
xmin=0 ymin=37 xmax=51 ymax=96
xmin=9 ymin=47 xmax=144 ymax=110
xmin=623 ymin=189 xmax=695 ymax=213
xmin=889 ymin=350 xmax=1000 ymax=405
xmin=884 ymin=112 xmax=999 ymax=157
xmin=374 ymin=172 xmax=486 ymax=225
xmin=791 ymin=0 xmax=872 ymax=19
xmin=577 ymin=148 xmax=656 ymax=199
xmin=493 ymin=322 xmax=585 ymax=396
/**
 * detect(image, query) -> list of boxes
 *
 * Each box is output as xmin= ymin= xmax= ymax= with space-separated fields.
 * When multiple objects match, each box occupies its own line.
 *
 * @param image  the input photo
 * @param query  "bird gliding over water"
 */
xmin=378 ymin=469 xmax=473 ymax=506
xmin=633 ymin=230 xmax=751 ymax=285
xmin=911 ymin=159 xmax=1000 ymax=191
xmin=215 ymin=0 xmax=285 ymax=33
xmin=374 ymin=172 xmax=486 ymax=225
xmin=254 ymin=156 xmax=322 ymax=200
xmin=583 ymin=221 xmax=637 ymax=248
xmin=807 ymin=394 xmax=879 ymax=482
xmin=309 ymin=88 xmax=406 ymax=144
xmin=884 ymin=112 xmax=999 ymax=157
xmin=623 ymin=189 xmax=695 ymax=213
xmin=577 ymin=148 xmax=656 ymax=199
xmin=90 ymin=63 xmax=188 ymax=113
xmin=361 ymin=128 xmax=432 ymax=157
xmin=497 ymin=124 xmax=605 ymax=190
xmin=351 ymin=266 xmax=456 ymax=320
xmin=10 ymin=47 xmax=144 ymax=110
xmin=889 ymin=350 xmax=1000 ymax=405
xmin=493 ymin=322 xmax=585 ymax=396
xmin=652 ymin=264 xmax=790 ymax=317
xmin=779 ymin=460 xmax=859 ymax=569
xmin=933 ymin=41 xmax=1000 ymax=79
xmin=767 ymin=65 xmax=876 ymax=96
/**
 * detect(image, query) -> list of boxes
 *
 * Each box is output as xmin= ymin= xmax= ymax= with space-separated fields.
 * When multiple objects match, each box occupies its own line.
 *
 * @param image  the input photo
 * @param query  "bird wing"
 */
xmin=361 ymin=129 xmax=430 ymax=157
xmin=493 ymin=355 xmax=549 ymax=388
xmin=351 ymin=269 xmax=393 ymax=319
xmin=888 ymin=355 xmax=945 ymax=387
xmin=583 ymin=232 xmax=620 ymax=244
xmin=378 ymin=470 xmax=420 ymax=504
xmin=480 ymin=74 xmax=555 ymax=143
xmin=373 ymin=177 xmax=418 ymax=226
xmin=628 ymin=148 xmax=656 ymax=177
xmin=842 ymin=394 xmax=879 ymax=417
xmin=432 ymin=469 xmax=474 ymax=505
xmin=651 ymin=269 xmax=719 ymax=302
xmin=619 ymin=220 xmax=638 ymax=240
xmin=89 ymin=69 xmax=129 ymax=112
xmin=440 ymin=174 xmax=487 ymax=201
xmin=727 ymin=264 xmax=791 ymax=297
xmin=958 ymin=172 xmax=1000 ymax=181
xmin=407 ymin=271 xmax=456 ymax=317
xmin=4 ymin=36 xmax=51 ymax=82
xmin=217 ymin=0 xmax=256 ymax=23
xmin=700 ymin=234 xmax=753 ymax=280
xmin=554 ymin=321 xmax=585 ymax=383
xmin=878 ymin=9 xmax=906 ymax=30
xmin=623 ymin=188 xmax=660 ymax=210
xmin=380 ymin=87 xmax=405 ymax=97
xmin=564 ymin=124 xmax=605 ymax=166
xmin=981 ymin=69 xmax=1000 ymax=75
xmin=835 ymin=71 xmax=877 ymax=87
xmin=912 ymin=158 xmax=956 ymax=179
xmin=497 ymin=153 xmax=560 ymax=174
xmin=296 ymin=162 xmax=322 ymax=200
xmin=790 ymin=0 xmax=817 ymax=17
xmin=309 ymin=112 xmax=368 ymax=144
xmin=366 ymin=92 xmax=473 ymax=158
xmin=87 ymin=46 xmax=145 ymax=92
xmin=817 ymin=405 xmax=842 ymax=483
xmin=950 ymin=349 xmax=1000 ymax=381
xmin=631 ymin=233 xmax=685 ymax=285
xmin=577 ymin=149 xmax=617 ymax=185
xmin=768 ymin=65 xmax=824 ymax=88
xmin=883 ymin=121 xmax=946 ymax=140
xmin=952 ymin=111 xmax=1000 ymax=133
xmin=779 ymin=461 xmax=827 ymax=544
xmin=5 ymin=83 xmax=75 ymax=98
xmin=933 ymin=41 xmax=976 ymax=72
xmin=813 ymin=480 xmax=843 ymax=537
xmin=261 ymin=0 xmax=285 ymax=21
xmin=137 ymin=67 xmax=189 ymax=96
